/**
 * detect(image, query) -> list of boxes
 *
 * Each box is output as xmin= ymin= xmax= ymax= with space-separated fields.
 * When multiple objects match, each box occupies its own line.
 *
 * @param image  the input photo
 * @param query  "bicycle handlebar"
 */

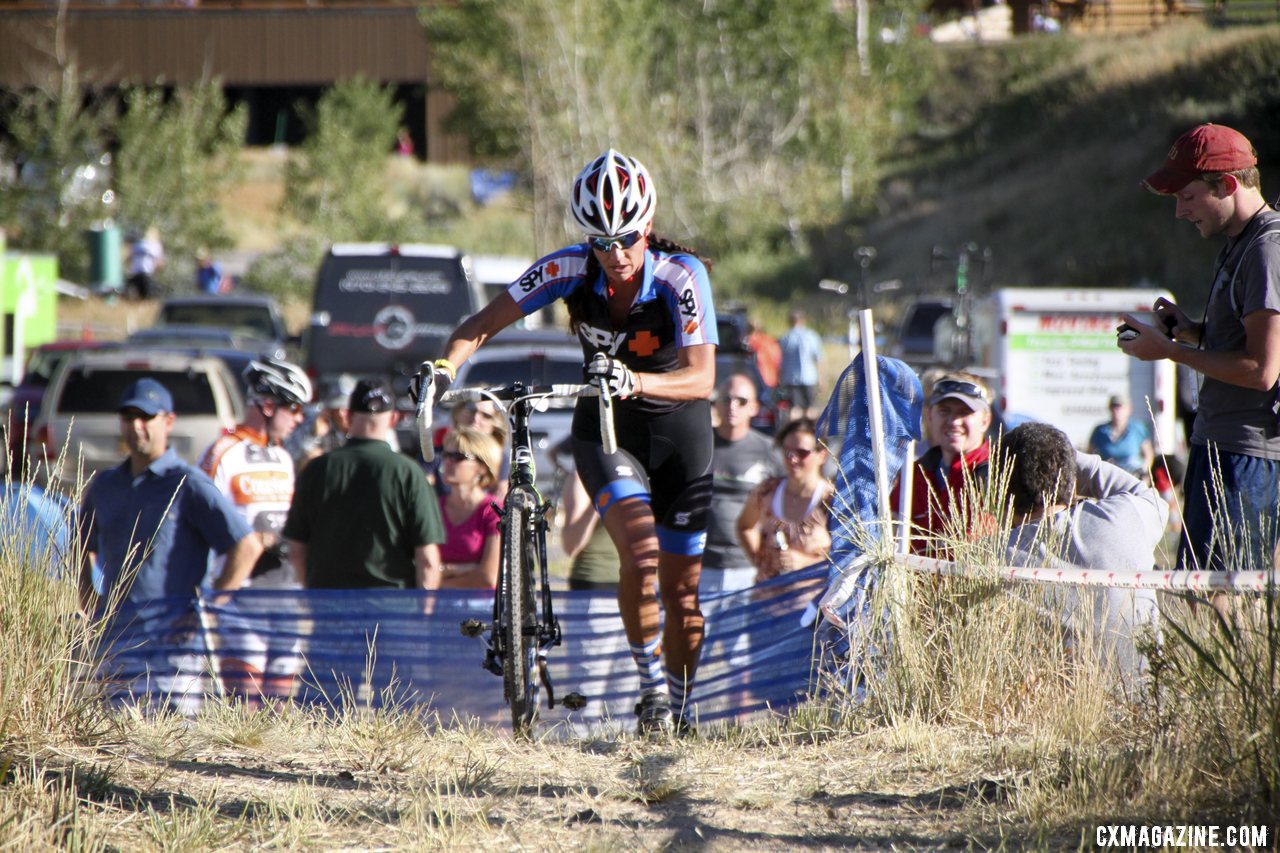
xmin=441 ymin=384 xmax=600 ymax=404
xmin=414 ymin=364 xmax=616 ymax=463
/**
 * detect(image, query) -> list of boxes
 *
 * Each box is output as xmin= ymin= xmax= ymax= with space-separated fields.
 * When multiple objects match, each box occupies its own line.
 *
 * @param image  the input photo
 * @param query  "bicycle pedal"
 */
xmin=459 ymin=618 xmax=487 ymax=638
xmin=562 ymin=692 xmax=587 ymax=711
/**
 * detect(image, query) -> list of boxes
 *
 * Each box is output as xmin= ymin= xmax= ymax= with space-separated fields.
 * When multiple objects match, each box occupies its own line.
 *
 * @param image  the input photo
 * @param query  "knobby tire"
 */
xmin=502 ymin=502 xmax=538 ymax=735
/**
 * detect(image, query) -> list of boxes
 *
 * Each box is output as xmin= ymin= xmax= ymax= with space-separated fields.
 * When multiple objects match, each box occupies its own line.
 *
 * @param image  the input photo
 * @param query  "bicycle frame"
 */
xmin=433 ymin=380 xmax=601 ymax=733
xmin=485 ymin=386 xmax=560 ymax=683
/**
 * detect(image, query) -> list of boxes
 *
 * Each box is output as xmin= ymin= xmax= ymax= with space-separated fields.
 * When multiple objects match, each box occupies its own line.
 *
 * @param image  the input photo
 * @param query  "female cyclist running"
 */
xmin=426 ymin=150 xmax=718 ymax=733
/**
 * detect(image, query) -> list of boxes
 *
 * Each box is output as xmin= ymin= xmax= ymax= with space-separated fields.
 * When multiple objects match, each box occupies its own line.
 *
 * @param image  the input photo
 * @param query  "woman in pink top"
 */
xmin=437 ymin=427 xmax=503 ymax=588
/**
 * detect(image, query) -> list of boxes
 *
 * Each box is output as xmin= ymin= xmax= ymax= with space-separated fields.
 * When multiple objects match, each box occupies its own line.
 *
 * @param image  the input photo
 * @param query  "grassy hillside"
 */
xmin=837 ymin=21 xmax=1280 ymax=314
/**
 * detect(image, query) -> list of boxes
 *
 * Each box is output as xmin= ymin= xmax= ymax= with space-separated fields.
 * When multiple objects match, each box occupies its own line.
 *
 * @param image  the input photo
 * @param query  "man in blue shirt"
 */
xmin=779 ymin=309 xmax=824 ymax=420
xmin=77 ymin=378 xmax=261 ymax=615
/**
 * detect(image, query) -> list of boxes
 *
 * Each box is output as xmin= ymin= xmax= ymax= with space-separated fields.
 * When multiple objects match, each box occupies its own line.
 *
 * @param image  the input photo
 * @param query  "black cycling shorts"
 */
xmin=571 ymin=399 xmax=714 ymax=556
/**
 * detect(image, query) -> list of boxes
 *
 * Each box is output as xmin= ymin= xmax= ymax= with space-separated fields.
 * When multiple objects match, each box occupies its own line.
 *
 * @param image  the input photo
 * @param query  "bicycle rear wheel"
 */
xmin=502 ymin=501 xmax=539 ymax=735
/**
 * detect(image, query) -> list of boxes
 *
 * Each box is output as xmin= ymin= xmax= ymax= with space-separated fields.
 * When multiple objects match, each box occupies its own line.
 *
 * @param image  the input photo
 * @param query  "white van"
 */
xmin=970 ymin=287 xmax=1179 ymax=453
xmin=470 ymin=254 xmax=551 ymax=329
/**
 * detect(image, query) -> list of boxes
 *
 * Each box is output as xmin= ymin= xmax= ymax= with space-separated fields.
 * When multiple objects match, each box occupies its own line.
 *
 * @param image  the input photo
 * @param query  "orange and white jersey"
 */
xmin=199 ymin=425 xmax=295 ymax=581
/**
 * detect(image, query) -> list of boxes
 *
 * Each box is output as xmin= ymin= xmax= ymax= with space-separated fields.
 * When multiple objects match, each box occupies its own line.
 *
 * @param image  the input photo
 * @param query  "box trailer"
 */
xmin=970 ymin=287 xmax=1179 ymax=454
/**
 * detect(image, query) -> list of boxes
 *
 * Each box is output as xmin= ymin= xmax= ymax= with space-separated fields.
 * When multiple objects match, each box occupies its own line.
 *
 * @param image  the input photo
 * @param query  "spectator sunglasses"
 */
xmin=930 ymin=379 xmax=988 ymax=402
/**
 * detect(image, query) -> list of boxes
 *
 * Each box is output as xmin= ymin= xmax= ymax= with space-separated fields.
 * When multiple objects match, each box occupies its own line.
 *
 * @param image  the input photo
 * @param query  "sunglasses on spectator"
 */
xmin=930 ymin=379 xmax=988 ymax=402
xmin=442 ymin=450 xmax=478 ymax=463
xmin=784 ymin=447 xmax=816 ymax=461
xmin=721 ymin=395 xmax=753 ymax=407
xmin=588 ymin=231 xmax=643 ymax=253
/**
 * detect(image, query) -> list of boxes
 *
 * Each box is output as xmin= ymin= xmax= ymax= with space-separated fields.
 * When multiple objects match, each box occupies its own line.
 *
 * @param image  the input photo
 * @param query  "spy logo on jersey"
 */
xmin=516 ymin=266 xmax=543 ymax=293
xmin=677 ymin=287 xmax=698 ymax=317
xmin=579 ymin=323 xmax=626 ymax=354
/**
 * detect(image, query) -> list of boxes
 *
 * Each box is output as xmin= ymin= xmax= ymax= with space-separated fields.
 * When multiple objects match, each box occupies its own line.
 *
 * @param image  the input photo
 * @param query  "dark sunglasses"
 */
xmin=588 ymin=231 xmax=643 ymax=253
xmin=275 ymin=401 xmax=304 ymax=414
xmin=930 ymin=379 xmax=988 ymax=402
xmin=784 ymin=447 xmax=816 ymax=461
xmin=721 ymin=395 xmax=753 ymax=407
xmin=119 ymin=408 xmax=160 ymax=421
xmin=442 ymin=450 xmax=478 ymax=463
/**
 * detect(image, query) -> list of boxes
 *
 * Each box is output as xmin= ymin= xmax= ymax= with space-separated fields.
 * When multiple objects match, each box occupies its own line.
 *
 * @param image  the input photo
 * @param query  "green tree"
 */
xmin=282 ymin=77 xmax=406 ymax=242
xmin=423 ymin=0 xmax=931 ymax=265
xmin=114 ymin=81 xmax=248 ymax=276
xmin=0 ymin=64 xmax=114 ymax=282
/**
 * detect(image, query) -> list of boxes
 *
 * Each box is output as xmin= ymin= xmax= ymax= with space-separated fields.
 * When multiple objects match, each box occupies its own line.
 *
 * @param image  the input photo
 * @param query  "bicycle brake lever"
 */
xmin=591 ymin=353 xmax=619 ymax=454
xmin=415 ymin=364 xmax=435 ymax=462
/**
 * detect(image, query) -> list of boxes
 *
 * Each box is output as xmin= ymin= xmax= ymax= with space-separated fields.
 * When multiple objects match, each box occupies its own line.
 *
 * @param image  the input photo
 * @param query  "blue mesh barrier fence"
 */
xmin=97 ymin=566 xmax=827 ymax=735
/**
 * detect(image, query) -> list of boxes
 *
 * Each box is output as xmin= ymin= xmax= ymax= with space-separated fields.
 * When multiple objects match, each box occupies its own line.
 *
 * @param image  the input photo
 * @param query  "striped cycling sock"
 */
xmin=667 ymin=669 xmax=693 ymax=717
xmin=630 ymin=637 xmax=666 ymax=693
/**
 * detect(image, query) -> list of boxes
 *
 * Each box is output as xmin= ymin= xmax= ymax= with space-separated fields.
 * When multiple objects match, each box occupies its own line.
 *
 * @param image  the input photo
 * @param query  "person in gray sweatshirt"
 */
xmin=1000 ymin=423 xmax=1167 ymax=685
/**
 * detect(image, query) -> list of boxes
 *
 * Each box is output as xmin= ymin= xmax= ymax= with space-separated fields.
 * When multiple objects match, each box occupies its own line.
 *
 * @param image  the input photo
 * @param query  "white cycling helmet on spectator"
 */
xmin=569 ymin=149 xmax=657 ymax=238
xmin=243 ymin=357 xmax=313 ymax=407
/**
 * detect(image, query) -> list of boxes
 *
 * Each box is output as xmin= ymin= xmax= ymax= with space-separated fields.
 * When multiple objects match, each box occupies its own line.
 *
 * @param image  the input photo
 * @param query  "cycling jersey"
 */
xmin=507 ymin=243 xmax=718 ymax=554
xmin=199 ymin=425 xmax=296 ymax=585
xmin=506 ymin=244 xmax=719 ymax=417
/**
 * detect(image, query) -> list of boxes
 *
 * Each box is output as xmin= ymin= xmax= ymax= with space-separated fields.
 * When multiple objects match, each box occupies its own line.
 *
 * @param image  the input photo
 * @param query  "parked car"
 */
xmin=4 ymin=340 xmax=117 ymax=473
xmin=127 ymin=325 xmax=287 ymax=359
xmin=889 ymin=297 xmax=953 ymax=364
xmin=716 ymin=299 xmax=751 ymax=355
xmin=29 ymin=349 xmax=244 ymax=479
xmin=157 ymin=294 xmax=293 ymax=352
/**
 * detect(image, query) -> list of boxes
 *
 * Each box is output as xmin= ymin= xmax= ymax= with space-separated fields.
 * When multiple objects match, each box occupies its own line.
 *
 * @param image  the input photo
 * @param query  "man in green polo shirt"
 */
xmin=284 ymin=378 xmax=445 ymax=589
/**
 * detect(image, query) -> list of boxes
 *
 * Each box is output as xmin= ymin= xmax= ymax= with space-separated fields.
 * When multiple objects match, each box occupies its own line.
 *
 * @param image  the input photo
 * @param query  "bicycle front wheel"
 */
xmin=502 ymin=501 xmax=539 ymax=735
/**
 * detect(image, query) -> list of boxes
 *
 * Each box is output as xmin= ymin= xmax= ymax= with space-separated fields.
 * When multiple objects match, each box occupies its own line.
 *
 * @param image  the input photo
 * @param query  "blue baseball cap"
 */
xmin=118 ymin=377 xmax=174 ymax=416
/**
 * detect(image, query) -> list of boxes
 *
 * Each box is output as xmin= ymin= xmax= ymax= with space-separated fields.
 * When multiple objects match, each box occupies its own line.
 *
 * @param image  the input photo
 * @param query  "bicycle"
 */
xmin=415 ymin=357 xmax=618 ymax=735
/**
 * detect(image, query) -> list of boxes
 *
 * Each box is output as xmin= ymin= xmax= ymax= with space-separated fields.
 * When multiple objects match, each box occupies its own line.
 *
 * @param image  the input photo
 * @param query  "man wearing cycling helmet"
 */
xmin=426 ymin=150 xmax=718 ymax=734
xmin=200 ymin=357 xmax=312 ymax=590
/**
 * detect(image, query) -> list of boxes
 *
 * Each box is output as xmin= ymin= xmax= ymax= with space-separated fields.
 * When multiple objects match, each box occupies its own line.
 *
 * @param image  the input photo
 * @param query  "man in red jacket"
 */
xmin=890 ymin=372 xmax=993 ymax=556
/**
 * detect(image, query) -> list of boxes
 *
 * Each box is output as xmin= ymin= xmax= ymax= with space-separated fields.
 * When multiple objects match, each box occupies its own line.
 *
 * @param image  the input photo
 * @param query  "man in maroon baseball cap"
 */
xmin=1119 ymin=122 xmax=1280 ymax=577
xmin=1141 ymin=123 xmax=1257 ymax=196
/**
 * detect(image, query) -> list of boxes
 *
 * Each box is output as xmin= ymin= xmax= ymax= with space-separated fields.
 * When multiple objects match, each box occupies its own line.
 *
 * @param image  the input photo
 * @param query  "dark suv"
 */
xmin=157 ymin=294 xmax=294 ymax=353
xmin=305 ymin=244 xmax=485 ymax=395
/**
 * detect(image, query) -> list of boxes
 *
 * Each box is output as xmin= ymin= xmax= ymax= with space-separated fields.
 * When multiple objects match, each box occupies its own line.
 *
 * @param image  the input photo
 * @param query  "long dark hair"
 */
xmin=566 ymin=234 xmax=713 ymax=335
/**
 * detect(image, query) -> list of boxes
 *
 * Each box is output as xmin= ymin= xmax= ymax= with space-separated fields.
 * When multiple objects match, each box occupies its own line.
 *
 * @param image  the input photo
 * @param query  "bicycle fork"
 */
xmin=460 ymin=497 xmax=586 ymax=712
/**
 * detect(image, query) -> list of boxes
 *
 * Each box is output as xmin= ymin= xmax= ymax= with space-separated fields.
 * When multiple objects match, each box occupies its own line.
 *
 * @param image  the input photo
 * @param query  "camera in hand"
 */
xmin=1116 ymin=323 xmax=1140 ymax=342
xmin=1116 ymin=314 xmax=1177 ymax=342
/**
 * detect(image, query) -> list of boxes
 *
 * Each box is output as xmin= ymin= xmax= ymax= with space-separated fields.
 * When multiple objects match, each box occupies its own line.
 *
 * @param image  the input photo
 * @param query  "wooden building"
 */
xmin=0 ymin=1 xmax=470 ymax=162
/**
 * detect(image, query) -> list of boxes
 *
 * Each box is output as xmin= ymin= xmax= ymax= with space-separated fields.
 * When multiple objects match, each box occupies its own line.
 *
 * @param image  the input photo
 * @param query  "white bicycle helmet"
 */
xmin=243 ymin=357 xmax=313 ymax=407
xmin=569 ymin=149 xmax=657 ymax=237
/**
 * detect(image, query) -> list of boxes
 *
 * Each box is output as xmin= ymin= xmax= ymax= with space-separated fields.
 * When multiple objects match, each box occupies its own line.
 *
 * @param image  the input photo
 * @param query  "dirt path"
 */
xmin=29 ymin=709 xmax=1090 ymax=851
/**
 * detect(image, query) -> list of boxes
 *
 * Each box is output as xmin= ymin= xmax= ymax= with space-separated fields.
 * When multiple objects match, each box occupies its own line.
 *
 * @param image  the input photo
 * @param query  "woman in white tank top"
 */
xmin=735 ymin=418 xmax=832 ymax=587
